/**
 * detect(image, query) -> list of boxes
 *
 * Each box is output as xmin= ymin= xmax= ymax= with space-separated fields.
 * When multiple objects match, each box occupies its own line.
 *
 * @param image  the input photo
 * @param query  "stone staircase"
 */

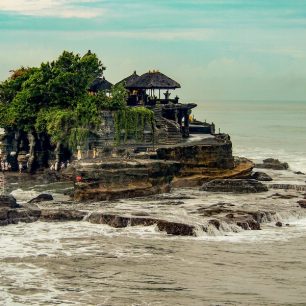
xmin=152 ymin=106 xmax=183 ymax=146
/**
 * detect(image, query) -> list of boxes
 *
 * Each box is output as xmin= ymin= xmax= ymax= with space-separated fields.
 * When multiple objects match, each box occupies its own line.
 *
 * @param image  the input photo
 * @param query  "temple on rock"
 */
xmin=0 ymin=68 xmax=215 ymax=171
xmin=87 ymin=70 xmax=215 ymax=154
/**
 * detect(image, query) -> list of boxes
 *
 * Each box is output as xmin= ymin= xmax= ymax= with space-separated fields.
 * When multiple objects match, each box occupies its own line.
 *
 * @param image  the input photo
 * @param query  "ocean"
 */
xmin=196 ymin=100 xmax=306 ymax=172
xmin=1 ymin=100 xmax=306 ymax=305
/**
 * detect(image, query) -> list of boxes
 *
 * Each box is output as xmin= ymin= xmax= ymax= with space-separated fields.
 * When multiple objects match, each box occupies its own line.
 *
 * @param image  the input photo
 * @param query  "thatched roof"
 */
xmin=116 ymin=71 xmax=140 ymax=87
xmin=89 ymin=77 xmax=113 ymax=92
xmin=127 ymin=71 xmax=181 ymax=89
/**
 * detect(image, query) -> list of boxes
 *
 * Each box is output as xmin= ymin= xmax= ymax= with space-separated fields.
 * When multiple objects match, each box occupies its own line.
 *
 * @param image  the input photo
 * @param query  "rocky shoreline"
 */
xmin=2 ymin=161 xmax=306 ymax=237
xmin=1 ymin=134 xmax=306 ymax=237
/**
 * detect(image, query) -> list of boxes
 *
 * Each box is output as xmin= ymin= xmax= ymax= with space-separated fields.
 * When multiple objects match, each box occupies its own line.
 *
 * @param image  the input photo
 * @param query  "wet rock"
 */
xmin=0 ymin=207 xmax=41 ymax=226
xmin=28 ymin=193 xmax=54 ymax=203
xmin=200 ymin=179 xmax=268 ymax=193
xmin=268 ymin=193 xmax=298 ymax=199
xmin=236 ymin=218 xmax=261 ymax=230
xmin=40 ymin=209 xmax=87 ymax=221
xmin=255 ymin=158 xmax=289 ymax=170
xmin=208 ymin=219 xmax=221 ymax=229
xmin=270 ymin=184 xmax=306 ymax=192
xmin=251 ymin=171 xmax=272 ymax=182
xmin=294 ymin=171 xmax=305 ymax=175
xmin=275 ymin=221 xmax=283 ymax=227
xmin=87 ymin=212 xmax=196 ymax=236
xmin=157 ymin=221 xmax=195 ymax=236
xmin=0 ymin=195 xmax=19 ymax=208
xmin=297 ymin=200 xmax=306 ymax=208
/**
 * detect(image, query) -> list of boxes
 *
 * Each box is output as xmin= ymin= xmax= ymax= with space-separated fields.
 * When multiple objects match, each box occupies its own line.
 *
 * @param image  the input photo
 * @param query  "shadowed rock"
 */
xmin=0 ymin=207 xmax=41 ymax=226
xmin=294 ymin=171 xmax=305 ymax=175
xmin=0 ymin=195 xmax=19 ymax=208
xmin=87 ymin=212 xmax=196 ymax=236
xmin=251 ymin=171 xmax=273 ymax=182
xmin=297 ymin=200 xmax=306 ymax=208
xmin=28 ymin=193 xmax=54 ymax=203
xmin=40 ymin=209 xmax=87 ymax=221
xmin=255 ymin=158 xmax=289 ymax=170
xmin=200 ymin=179 xmax=268 ymax=193
xmin=268 ymin=193 xmax=298 ymax=199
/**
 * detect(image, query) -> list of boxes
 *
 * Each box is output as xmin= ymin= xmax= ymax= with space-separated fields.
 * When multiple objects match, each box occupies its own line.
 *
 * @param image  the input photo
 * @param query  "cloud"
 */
xmin=0 ymin=0 xmax=105 ymax=18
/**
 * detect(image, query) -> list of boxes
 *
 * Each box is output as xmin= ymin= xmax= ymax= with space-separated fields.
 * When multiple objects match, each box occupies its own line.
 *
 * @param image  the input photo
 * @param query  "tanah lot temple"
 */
xmin=84 ymin=70 xmax=215 ymax=157
xmin=0 ymin=67 xmax=254 ymax=201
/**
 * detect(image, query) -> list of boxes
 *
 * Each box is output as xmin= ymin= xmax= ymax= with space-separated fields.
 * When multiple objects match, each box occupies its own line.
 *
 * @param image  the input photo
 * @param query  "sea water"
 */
xmin=1 ymin=100 xmax=306 ymax=305
xmin=196 ymin=100 xmax=306 ymax=172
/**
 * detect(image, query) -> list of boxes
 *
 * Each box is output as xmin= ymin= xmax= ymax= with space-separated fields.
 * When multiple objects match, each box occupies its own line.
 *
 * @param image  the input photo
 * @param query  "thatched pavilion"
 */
xmin=89 ymin=76 xmax=113 ymax=94
xmin=116 ymin=71 xmax=139 ymax=87
xmin=125 ymin=70 xmax=181 ymax=106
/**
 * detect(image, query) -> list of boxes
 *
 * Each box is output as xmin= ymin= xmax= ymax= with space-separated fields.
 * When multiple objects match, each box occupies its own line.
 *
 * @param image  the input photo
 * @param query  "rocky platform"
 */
xmin=69 ymin=135 xmax=254 ymax=201
xmin=0 ymin=198 xmax=271 ymax=236
xmin=200 ymin=179 xmax=268 ymax=193
xmin=73 ymin=159 xmax=181 ymax=201
xmin=0 ymin=190 xmax=289 ymax=236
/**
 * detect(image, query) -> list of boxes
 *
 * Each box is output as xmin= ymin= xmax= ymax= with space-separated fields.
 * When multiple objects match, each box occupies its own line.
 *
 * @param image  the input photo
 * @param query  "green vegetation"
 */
xmin=114 ymin=107 xmax=154 ymax=144
xmin=0 ymin=51 xmax=106 ymax=140
xmin=0 ymin=50 xmax=154 ymax=170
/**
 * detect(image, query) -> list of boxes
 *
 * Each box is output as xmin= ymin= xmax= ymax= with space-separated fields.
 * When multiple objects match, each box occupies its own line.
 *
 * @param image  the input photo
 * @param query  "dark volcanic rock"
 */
xmin=0 ymin=207 xmax=41 ymax=226
xmin=40 ymin=209 xmax=87 ymax=221
xmin=294 ymin=171 xmax=305 ymax=175
xmin=251 ymin=171 xmax=273 ymax=182
xmin=28 ymin=193 xmax=54 ymax=203
xmin=268 ymin=193 xmax=298 ymax=199
xmin=255 ymin=158 xmax=289 ymax=170
xmin=200 ymin=179 xmax=268 ymax=193
xmin=236 ymin=218 xmax=261 ymax=230
xmin=0 ymin=195 xmax=19 ymax=208
xmin=275 ymin=221 xmax=283 ymax=227
xmin=87 ymin=212 xmax=196 ymax=236
xmin=297 ymin=200 xmax=306 ymax=208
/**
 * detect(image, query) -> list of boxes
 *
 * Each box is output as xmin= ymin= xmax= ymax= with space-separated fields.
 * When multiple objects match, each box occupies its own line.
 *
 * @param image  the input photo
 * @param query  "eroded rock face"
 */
xmin=251 ymin=171 xmax=273 ymax=182
xmin=73 ymin=160 xmax=181 ymax=201
xmin=200 ymin=179 xmax=268 ymax=193
xmin=255 ymin=158 xmax=289 ymax=170
xmin=156 ymin=137 xmax=235 ymax=169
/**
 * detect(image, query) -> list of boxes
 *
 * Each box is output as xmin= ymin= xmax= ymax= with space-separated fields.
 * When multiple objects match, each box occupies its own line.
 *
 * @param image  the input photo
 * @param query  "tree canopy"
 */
xmin=0 ymin=50 xmax=128 ymax=149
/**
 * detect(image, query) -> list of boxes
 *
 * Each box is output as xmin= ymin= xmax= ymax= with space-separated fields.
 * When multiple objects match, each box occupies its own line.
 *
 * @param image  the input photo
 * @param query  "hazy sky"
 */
xmin=0 ymin=0 xmax=305 ymax=101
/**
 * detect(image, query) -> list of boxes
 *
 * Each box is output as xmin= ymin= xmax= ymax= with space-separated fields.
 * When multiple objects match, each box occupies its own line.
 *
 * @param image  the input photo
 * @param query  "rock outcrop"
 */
xmin=197 ymin=203 xmax=276 ymax=231
xmin=73 ymin=159 xmax=181 ymax=201
xmin=297 ymin=200 xmax=306 ymax=208
xmin=0 ymin=195 xmax=19 ymax=208
xmin=251 ymin=171 xmax=273 ymax=181
xmin=28 ymin=193 xmax=54 ymax=203
xmin=87 ymin=212 xmax=196 ymax=236
xmin=255 ymin=158 xmax=289 ymax=170
xmin=157 ymin=136 xmax=254 ymax=188
xmin=200 ymin=179 xmax=268 ymax=193
xmin=0 ymin=197 xmax=41 ymax=226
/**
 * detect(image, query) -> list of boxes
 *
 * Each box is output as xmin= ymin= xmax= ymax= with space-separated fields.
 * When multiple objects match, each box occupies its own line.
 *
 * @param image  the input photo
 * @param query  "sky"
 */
xmin=0 ymin=0 xmax=306 ymax=102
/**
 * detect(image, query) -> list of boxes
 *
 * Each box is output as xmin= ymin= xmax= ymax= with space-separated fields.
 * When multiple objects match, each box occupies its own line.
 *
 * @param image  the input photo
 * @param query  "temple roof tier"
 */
xmin=126 ymin=71 xmax=181 ymax=90
xmin=89 ymin=76 xmax=113 ymax=92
